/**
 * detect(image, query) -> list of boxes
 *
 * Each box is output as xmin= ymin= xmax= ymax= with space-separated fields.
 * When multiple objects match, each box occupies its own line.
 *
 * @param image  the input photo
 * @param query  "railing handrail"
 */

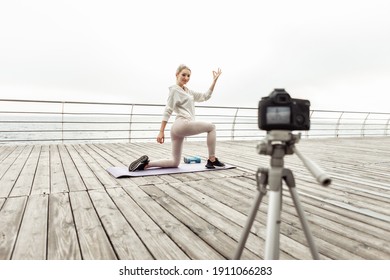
xmin=1 ymin=98 xmax=390 ymax=144
xmin=1 ymin=98 xmax=390 ymax=114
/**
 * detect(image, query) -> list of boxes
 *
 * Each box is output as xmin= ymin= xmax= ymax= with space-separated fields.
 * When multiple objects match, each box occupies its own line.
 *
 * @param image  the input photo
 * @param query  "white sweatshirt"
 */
xmin=162 ymin=84 xmax=212 ymax=122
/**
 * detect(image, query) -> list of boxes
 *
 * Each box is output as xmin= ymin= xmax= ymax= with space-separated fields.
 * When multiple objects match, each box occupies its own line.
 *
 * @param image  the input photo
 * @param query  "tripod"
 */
xmin=234 ymin=130 xmax=331 ymax=260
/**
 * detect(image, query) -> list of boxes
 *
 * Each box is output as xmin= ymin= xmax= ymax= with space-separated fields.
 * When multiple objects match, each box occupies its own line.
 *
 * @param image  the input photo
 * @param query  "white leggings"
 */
xmin=148 ymin=118 xmax=216 ymax=168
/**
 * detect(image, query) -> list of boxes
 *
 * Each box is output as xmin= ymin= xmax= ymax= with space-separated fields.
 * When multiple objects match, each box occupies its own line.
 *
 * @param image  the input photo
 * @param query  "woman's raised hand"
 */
xmin=209 ymin=68 xmax=222 ymax=92
xmin=213 ymin=68 xmax=222 ymax=81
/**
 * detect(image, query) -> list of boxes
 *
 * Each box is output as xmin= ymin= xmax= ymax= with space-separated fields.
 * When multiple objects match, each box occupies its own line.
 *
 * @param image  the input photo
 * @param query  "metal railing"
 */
xmin=1 ymin=99 xmax=390 ymax=144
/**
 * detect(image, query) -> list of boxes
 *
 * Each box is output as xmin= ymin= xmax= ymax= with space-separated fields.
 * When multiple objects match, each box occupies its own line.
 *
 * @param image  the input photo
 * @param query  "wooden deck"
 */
xmin=0 ymin=137 xmax=389 ymax=260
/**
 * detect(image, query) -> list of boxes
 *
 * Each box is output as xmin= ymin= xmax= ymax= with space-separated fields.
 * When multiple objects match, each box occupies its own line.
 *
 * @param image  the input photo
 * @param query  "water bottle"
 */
xmin=183 ymin=156 xmax=201 ymax=164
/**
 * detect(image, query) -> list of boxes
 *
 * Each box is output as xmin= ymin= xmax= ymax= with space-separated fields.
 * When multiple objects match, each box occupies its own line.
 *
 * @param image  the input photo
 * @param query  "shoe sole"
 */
xmin=129 ymin=155 xmax=148 ymax=171
xmin=205 ymin=165 xmax=226 ymax=169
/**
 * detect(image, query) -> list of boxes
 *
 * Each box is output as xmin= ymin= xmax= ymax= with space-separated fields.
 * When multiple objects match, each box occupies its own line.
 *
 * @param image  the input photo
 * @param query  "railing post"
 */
xmin=335 ymin=112 xmax=344 ymax=137
xmin=231 ymin=108 xmax=239 ymax=140
xmin=385 ymin=117 xmax=390 ymax=136
xmin=61 ymin=101 xmax=65 ymax=143
xmin=361 ymin=112 xmax=370 ymax=137
xmin=128 ymin=104 xmax=134 ymax=143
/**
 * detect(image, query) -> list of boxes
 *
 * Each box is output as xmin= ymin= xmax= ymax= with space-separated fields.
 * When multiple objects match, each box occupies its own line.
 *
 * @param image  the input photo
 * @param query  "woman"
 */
xmin=129 ymin=64 xmax=225 ymax=171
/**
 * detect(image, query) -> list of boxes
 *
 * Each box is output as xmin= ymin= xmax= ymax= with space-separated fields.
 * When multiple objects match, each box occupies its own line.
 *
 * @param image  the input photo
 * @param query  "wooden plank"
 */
xmin=73 ymin=144 xmax=120 ymax=188
xmin=289 ymin=203 xmax=390 ymax=259
xmin=65 ymin=145 xmax=104 ymax=190
xmin=294 ymin=186 xmax=390 ymax=223
xmin=187 ymin=177 xmax=364 ymax=259
xmin=88 ymin=144 xmax=126 ymax=167
xmin=298 ymin=193 xmax=390 ymax=241
xmin=293 ymin=179 xmax=390 ymax=217
xmin=141 ymin=184 xmax=260 ymax=260
xmin=31 ymin=145 xmax=50 ymax=195
xmin=0 ymin=145 xmax=24 ymax=180
xmin=48 ymin=192 xmax=81 ymax=260
xmin=10 ymin=145 xmax=41 ymax=197
xmin=153 ymin=182 xmax=293 ymax=260
xmin=278 ymin=203 xmax=370 ymax=259
xmin=12 ymin=194 xmax=48 ymax=259
xmin=58 ymin=145 xmax=86 ymax=192
xmin=0 ymin=146 xmax=17 ymax=163
xmin=198 ymin=176 xmax=387 ymax=259
xmin=209 ymin=178 xmax=342 ymax=260
xmin=50 ymin=145 xmax=69 ymax=194
xmin=122 ymin=185 xmax=225 ymax=260
xmin=0 ymin=196 xmax=27 ymax=260
xmin=69 ymin=191 xmax=117 ymax=259
xmin=0 ymin=146 xmax=20 ymax=165
xmin=234 ymin=176 xmax=390 ymax=232
xmin=107 ymin=187 xmax=189 ymax=260
xmin=88 ymin=189 xmax=153 ymax=259
xmin=168 ymin=180 xmax=315 ymax=260
xmin=0 ymin=146 xmax=32 ymax=197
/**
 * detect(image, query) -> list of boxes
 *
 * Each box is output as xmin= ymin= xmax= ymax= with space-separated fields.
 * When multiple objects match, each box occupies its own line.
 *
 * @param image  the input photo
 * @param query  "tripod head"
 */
xmin=257 ymin=130 xmax=331 ymax=187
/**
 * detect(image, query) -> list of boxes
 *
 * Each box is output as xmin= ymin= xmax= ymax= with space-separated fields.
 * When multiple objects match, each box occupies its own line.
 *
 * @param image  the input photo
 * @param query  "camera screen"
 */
xmin=266 ymin=106 xmax=291 ymax=124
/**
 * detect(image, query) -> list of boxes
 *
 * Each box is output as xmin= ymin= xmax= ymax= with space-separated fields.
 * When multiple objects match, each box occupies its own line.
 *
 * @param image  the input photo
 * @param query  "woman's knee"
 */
xmin=207 ymin=123 xmax=216 ymax=133
xmin=172 ymin=158 xmax=181 ymax=168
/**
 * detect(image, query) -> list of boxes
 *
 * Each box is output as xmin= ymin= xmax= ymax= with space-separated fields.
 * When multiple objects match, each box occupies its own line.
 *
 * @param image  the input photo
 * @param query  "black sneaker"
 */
xmin=129 ymin=155 xmax=149 ymax=171
xmin=205 ymin=159 xmax=215 ymax=169
xmin=205 ymin=158 xmax=225 ymax=169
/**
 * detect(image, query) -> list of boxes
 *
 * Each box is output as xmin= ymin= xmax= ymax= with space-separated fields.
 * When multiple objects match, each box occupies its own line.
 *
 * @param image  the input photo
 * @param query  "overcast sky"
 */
xmin=1 ymin=0 xmax=389 ymax=112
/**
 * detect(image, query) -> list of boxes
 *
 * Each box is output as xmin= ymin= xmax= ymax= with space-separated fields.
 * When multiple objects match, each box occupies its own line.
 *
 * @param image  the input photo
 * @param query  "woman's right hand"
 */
xmin=157 ymin=131 xmax=165 ymax=144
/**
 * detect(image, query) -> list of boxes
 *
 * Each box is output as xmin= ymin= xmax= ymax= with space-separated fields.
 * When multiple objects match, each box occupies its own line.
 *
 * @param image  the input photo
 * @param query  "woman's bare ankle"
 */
xmin=209 ymin=156 xmax=216 ymax=162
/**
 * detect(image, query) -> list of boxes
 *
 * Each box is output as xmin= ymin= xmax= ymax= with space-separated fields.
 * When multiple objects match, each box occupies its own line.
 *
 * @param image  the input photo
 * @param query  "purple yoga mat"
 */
xmin=106 ymin=163 xmax=235 ymax=178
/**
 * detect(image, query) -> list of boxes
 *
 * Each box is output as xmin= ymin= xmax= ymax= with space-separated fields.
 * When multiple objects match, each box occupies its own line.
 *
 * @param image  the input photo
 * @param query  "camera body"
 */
xmin=258 ymin=89 xmax=310 ymax=131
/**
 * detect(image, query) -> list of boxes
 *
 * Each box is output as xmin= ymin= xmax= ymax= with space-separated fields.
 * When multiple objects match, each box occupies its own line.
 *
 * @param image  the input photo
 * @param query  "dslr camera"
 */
xmin=258 ymin=89 xmax=310 ymax=131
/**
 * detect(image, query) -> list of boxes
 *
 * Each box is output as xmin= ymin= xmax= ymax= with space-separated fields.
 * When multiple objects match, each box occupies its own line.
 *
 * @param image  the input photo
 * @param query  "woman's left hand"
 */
xmin=213 ymin=68 xmax=222 ymax=81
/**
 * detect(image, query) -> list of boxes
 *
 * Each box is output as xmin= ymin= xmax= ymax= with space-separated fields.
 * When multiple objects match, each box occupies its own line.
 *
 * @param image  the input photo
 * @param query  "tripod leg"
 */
xmin=233 ymin=169 xmax=267 ymax=260
xmin=289 ymin=185 xmax=321 ymax=260
xmin=283 ymin=169 xmax=320 ymax=259
xmin=233 ymin=189 xmax=266 ymax=259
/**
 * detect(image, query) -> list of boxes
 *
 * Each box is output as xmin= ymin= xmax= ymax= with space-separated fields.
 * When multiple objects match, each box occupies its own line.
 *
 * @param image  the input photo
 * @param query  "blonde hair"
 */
xmin=176 ymin=64 xmax=191 ymax=75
